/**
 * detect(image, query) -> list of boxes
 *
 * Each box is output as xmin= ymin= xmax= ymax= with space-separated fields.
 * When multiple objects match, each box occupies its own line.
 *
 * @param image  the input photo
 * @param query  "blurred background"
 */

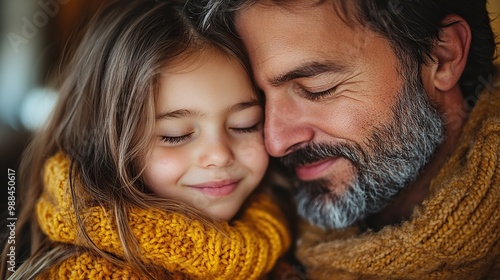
xmin=0 ymin=0 xmax=105 ymax=241
xmin=0 ymin=0 xmax=500 ymax=233
xmin=1 ymin=0 xmax=104 ymax=170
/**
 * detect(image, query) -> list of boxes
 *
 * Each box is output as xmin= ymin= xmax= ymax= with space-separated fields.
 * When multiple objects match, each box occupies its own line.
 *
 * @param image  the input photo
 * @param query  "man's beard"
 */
xmin=281 ymin=75 xmax=445 ymax=229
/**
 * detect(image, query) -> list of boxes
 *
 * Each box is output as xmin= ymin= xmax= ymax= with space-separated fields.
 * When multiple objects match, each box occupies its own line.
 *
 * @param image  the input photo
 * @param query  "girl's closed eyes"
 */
xmin=158 ymin=105 xmax=263 ymax=146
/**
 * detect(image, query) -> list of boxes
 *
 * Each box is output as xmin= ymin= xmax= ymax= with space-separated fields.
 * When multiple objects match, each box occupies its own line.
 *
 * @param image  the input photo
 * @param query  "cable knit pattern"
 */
xmin=36 ymin=153 xmax=291 ymax=279
xmin=296 ymin=89 xmax=500 ymax=279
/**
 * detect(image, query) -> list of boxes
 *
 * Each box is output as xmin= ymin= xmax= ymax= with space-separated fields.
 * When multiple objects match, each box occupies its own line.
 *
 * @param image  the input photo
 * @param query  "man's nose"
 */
xmin=264 ymin=95 xmax=314 ymax=157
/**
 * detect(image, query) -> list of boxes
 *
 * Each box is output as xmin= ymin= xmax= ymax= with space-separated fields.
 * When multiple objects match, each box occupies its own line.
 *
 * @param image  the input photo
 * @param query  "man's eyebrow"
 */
xmin=269 ymin=61 xmax=351 ymax=87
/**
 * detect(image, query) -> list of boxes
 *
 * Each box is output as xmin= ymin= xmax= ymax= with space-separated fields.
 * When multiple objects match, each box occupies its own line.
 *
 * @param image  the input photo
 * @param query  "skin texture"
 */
xmin=235 ymin=1 xmax=470 ymax=228
xmin=142 ymin=49 xmax=269 ymax=221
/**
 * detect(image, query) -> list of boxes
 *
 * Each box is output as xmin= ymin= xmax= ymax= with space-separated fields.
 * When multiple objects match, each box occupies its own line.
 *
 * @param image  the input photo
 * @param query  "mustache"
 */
xmin=280 ymin=142 xmax=364 ymax=169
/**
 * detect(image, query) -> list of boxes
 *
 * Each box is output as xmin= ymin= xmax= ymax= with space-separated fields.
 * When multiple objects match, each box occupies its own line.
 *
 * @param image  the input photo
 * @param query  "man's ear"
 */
xmin=430 ymin=15 xmax=471 ymax=92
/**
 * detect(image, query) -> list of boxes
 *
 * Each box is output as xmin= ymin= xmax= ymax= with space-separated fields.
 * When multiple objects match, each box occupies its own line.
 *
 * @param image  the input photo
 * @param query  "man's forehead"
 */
xmin=234 ymin=3 xmax=364 ymax=61
xmin=233 ymin=2 xmax=389 ymax=89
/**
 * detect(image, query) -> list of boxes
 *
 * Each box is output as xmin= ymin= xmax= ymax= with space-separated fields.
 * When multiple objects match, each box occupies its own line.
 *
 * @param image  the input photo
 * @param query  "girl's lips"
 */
xmin=188 ymin=179 xmax=240 ymax=197
xmin=295 ymin=158 xmax=338 ymax=181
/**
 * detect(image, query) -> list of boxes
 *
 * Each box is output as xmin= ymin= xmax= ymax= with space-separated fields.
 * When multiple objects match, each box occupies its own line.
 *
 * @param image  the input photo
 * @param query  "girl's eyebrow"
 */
xmin=156 ymin=100 xmax=261 ymax=120
xmin=156 ymin=109 xmax=201 ymax=120
xmin=229 ymin=100 xmax=261 ymax=112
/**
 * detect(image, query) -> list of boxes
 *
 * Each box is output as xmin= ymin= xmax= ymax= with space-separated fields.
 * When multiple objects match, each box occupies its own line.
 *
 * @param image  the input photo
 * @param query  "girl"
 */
xmin=1 ymin=0 xmax=291 ymax=279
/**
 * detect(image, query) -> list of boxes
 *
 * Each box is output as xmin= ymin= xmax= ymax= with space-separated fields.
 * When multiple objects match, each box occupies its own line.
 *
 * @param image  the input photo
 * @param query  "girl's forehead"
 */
xmin=156 ymin=47 xmax=255 ymax=110
xmin=163 ymin=47 xmax=238 ymax=75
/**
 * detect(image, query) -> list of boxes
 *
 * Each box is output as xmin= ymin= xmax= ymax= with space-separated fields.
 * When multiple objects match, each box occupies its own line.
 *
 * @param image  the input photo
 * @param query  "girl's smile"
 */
xmin=187 ymin=179 xmax=241 ymax=197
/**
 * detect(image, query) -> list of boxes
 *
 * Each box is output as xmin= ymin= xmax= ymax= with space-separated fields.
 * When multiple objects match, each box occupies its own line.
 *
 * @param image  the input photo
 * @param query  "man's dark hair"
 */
xmin=196 ymin=0 xmax=497 ymax=103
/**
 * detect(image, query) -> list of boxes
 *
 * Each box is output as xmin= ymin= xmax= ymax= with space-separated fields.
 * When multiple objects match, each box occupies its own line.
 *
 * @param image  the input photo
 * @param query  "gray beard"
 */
xmin=283 ymin=76 xmax=445 ymax=229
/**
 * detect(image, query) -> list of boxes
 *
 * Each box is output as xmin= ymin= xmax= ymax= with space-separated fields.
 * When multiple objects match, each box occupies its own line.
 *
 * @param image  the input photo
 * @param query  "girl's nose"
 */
xmin=199 ymin=138 xmax=234 ymax=168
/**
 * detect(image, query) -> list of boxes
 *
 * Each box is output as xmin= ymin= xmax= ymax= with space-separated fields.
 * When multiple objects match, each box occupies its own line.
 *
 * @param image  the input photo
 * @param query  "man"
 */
xmin=199 ymin=0 xmax=499 ymax=279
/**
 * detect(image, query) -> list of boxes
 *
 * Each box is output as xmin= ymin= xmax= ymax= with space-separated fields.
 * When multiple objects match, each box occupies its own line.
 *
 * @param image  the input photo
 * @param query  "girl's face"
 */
xmin=142 ymin=49 xmax=269 ymax=220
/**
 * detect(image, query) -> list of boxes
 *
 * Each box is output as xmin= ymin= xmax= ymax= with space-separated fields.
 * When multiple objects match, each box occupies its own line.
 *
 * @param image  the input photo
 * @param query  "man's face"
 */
xmin=235 ymin=1 xmax=445 ymax=228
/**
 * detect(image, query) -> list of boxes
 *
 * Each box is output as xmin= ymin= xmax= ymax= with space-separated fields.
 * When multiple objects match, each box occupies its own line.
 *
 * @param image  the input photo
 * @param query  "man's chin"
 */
xmin=294 ymin=179 xmax=366 ymax=229
xmin=294 ymin=175 xmax=352 ymax=197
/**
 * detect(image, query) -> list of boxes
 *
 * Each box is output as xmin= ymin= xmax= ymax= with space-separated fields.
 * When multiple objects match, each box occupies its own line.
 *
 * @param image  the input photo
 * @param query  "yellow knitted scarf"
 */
xmin=36 ymin=153 xmax=291 ymax=279
xmin=296 ymin=90 xmax=500 ymax=279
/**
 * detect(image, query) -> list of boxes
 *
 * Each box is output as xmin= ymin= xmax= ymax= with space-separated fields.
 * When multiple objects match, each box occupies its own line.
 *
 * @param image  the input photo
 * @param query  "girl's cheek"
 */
xmin=238 ymin=137 xmax=269 ymax=178
xmin=237 ymin=135 xmax=267 ymax=162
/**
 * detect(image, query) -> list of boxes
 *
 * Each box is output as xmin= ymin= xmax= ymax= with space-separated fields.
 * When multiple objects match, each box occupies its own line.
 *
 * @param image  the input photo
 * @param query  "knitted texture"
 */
xmin=36 ymin=153 xmax=291 ymax=279
xmin=296 ymin=89 xmax=500 ymax=279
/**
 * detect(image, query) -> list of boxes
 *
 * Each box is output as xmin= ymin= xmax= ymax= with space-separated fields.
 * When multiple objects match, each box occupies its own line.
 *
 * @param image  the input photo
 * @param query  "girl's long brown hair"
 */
xmin=1 ymin=0 xmax=256 ymax=278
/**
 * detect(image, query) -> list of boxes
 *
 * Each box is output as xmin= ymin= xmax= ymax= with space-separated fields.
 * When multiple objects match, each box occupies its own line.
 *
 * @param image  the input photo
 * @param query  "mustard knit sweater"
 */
xmin=295 ymin=88 xmax=500 ymax=278
xmin=35 ymin=153 xmax=291 ymax=279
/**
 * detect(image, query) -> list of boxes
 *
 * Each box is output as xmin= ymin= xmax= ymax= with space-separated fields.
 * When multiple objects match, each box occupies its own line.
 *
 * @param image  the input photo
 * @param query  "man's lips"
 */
xmin=295 ymin=158 xmax=338 ymax=181
xmin=188 ymin=179 xmax=240 ymax=197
